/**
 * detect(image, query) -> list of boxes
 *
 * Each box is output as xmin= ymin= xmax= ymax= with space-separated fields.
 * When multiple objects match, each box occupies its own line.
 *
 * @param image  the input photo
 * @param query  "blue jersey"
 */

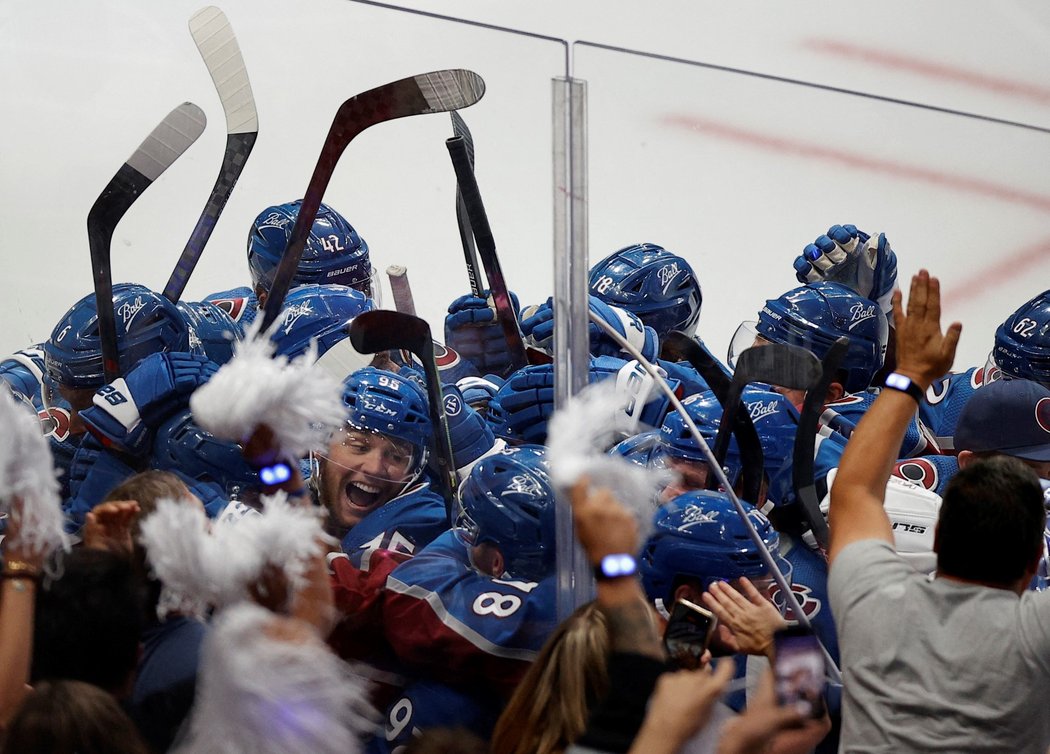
xmin=340 ymin=483 xmax=449 ymax=568
xmin=824 ymin=389 xmax=940 ymax=458
xmin=892 ymin=454 xmax=959 ymax=497
xmin=0 ymin=347 xmax=80 ymax=500
xmin=380 ymin=530 xmax=558 ymax=698
xmin=366 ymin=679 xmax=500 ymax=753
xmin=203 ymin=286 xmax=258 ymax=326
xmin=919 ymin=366 xmax=993 ymax=452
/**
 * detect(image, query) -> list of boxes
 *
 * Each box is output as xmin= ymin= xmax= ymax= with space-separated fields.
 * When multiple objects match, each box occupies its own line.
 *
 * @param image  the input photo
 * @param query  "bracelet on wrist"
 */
xmin=594 ymin=553 xmax=637 ymax=582
xmin=2 ymin=560 xmax=41 ymax=582
xmin=883 ymin=372 xmax=924 ymax=403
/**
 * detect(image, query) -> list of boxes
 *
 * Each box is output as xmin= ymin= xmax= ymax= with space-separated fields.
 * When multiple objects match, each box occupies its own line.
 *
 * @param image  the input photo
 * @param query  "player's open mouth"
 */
xmin=344 ymin=480 xmax=383 ymax=512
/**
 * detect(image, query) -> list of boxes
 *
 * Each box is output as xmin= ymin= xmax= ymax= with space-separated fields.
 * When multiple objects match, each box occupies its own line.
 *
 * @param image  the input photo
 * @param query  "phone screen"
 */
xmin=663 ymin=598 xmax=717 ymax=670
xmin=773 ymin=627 xmax=827 ymax=718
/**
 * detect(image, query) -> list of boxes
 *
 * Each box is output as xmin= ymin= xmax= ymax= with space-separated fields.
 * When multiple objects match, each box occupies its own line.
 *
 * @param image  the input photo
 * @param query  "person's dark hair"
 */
xmin=31 ymin=548 xmax=146 ymax=696
xmin=103 ymin=469 xmax=191 ymax=529
xmin=2 ymin=680 xmax=150 ymax=754
xmin=937 ymin=455 xmax=1046 ymax=586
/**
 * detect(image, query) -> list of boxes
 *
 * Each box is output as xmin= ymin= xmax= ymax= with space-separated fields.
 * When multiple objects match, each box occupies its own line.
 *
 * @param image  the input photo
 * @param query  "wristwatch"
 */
xmin=883 ymin=372 xmax=924 ymax=403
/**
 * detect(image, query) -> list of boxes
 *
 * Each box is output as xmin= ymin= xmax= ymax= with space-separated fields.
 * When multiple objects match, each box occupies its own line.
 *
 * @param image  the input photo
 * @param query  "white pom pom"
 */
xmin=0 ymin=390 xmax=70 ymax=569
xmin=190 ymin=319 xmax=348 ymax=461
xmin=176 ymin=603 xmax=374 ymax=754
xmin=546 ymin=380 xmax=671 ymax=534
xmin=140 ymin=495 xmax=329 ymax=619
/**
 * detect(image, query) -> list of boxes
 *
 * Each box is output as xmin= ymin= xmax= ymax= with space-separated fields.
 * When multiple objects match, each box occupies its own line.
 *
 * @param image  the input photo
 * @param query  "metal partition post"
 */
xmin=553 ymin=76 xmax=593 ymax=621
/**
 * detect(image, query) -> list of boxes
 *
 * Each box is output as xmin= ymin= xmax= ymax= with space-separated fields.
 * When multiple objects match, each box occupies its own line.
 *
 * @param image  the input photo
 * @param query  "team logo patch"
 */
xmin=926 ymin=377 xmax=950 ymax=405
xmin=894 ymin=458 xmax=939 ymax=492
xmin=38 ymin=407 xmax=71 ymax=443
xmin=1037 ymin=397 xmax=1050 ymax=434
xmin=435 ymin=343 xmax=461 ymax=370
xmin=771 ymin=582 xmax=822 ymax=621
xmin=211 ymin=297 xmax=247 ymax=321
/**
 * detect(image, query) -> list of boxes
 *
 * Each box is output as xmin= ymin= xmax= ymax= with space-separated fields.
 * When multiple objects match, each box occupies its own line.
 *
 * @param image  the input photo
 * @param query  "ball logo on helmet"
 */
xmin=258 ymin=211 xmax=290 ymax=230
xmin=657 ymin=263 xmax=681 ymax=292
xmin=117 ymin=296 xmax=147 ymax=326
xmin=847 ymin=302 xmax=877 ymax=329
xmin=681 ymin=505 xmax=720 ymax=526
xmin=280 ymin=300 xmax=316 ymax=335
xmin=747 ymin=399 xmax=780 ymax=422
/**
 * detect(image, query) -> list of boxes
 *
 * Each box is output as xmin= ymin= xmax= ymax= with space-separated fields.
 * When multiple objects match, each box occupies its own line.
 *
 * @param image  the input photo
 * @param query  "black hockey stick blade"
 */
xmin=446 ymin=134 xmax=531 ymax=372
xmin=792 ymin=337 xmax=849 ymax=551
xmin=88 ymin=102 xmax=206 ymax=382
xmin=260 ymin=70 xmax=486 ymax=331
xmin=163 ymin=5 xmax=259 ymax=303
xmin=450 ymin=112 xmax=483 ymax=296
xmin=348 ymin=310 xmax=458 ymax=511
xmin=661 ymin=332 xmax=765 ymax=505
xmin=710 ymin=344 xmax=821 ymax=488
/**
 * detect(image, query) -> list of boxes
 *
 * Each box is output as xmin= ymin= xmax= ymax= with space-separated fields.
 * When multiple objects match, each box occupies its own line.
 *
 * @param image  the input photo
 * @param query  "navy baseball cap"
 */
xmin=955 ymin=379 xmax=1050 ymax=461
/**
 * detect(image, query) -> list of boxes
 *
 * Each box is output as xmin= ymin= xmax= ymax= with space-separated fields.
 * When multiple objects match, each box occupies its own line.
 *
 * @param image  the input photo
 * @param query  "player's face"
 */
xmin=660 ymin=457 xmax=710 ymax=503
xmin=319 ymin=427 xmax=418 ymax=529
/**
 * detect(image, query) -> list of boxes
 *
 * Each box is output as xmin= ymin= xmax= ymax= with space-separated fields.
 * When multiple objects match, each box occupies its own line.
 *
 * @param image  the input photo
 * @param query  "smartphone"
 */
xmin=663 ymin=598 xmax=718 ymax=670
xmin=773 ymin=626 xmax=827 ymax=718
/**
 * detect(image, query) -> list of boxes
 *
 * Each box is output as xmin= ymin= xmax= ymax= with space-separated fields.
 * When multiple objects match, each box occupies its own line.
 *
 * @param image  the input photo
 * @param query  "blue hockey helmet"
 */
xmin=991 ymin=289 xmax=1050 ymax=387
xmin=611 ymin=430 xmax=667 ymax=469
xmin=270 ymin=284 xmax=375 ymax=360
xmin=639 ymin=490 xmax=789 ymax=605
xmin=43 ymin=284 xmax=191 ymax=390
xmin=178 ymin=300 xmax=244 ymax=367
xmin=589 ymin=243 xmax=703 ymax=338
xmin=588 ymin=296 xmax=660 ymax=362
xmin=456 ymin=444 xmax=556 ymax=581
xmin=340 ymin=367 xmax=432 ymax=463
xmin=247 ymin=200 xmax=375 ymax=298
xmin=152 ymin=409 xmax=259 ymax=492
xmin=739 ymin=281 xmax=888 ymax=394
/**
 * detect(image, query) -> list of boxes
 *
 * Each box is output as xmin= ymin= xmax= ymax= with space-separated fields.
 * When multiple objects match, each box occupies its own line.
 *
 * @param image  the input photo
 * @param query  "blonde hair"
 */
xmin=490 ymin=602 xmax=609 ymax=754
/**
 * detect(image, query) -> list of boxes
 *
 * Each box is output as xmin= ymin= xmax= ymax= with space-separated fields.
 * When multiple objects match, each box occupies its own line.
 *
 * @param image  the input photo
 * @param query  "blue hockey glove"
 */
xmin=793 ymin=224 xmax=898 ymax=323
xmin=520 ymin=296 xmax=659 ymax=362
xmin=79 ymin=352 xmax=218 ymax=456
xmin=65 ymin=437 xmax=138 ymax=528
xmin=457 ymin=374 xmax=505 ymax=417
xmin=489 ymin=357 xmax=679 ymax=444
xmin=444 ymin=290 xmax=521 ymax=377
xmin=442 ymin=384 xmax=497 ymax=476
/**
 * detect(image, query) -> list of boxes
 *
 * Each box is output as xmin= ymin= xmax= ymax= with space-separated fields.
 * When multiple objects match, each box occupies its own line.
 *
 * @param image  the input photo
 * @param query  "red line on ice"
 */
xmin=805 ymin=40 xmax=1050 ymax=106
xmin=660 ymin=114 xmax=1050 ymax=214
xmin=940 ymin=237 xmax=1050 ymax=309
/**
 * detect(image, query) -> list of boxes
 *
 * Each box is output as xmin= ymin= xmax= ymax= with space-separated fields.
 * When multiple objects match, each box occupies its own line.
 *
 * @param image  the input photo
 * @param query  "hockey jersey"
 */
xmin=919 ymin=366 xmax=993 ymax=453
xmin=340 ymin=483 xmax=449 ymax=568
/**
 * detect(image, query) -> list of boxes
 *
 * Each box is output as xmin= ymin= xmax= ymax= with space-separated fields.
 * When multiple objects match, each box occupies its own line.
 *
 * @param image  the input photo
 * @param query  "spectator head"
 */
xmin=32 ymin=548 xmax=145 ymax=697
xmin=489 ymin=602 xmax=609 ymax=754
xmin=2 ymin=680 xmax=150 ymax=754
xmin=956 ymin=379 xmax=1050 ymax=480
xmin=936 ymin=455 xmax=1045 ymax=591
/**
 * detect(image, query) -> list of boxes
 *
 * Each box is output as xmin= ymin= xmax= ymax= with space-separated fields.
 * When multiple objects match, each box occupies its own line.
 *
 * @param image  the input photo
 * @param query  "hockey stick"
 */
xmin=348 ymin=310 xmax=457 ymax=513
xmin=259 ymin=70 xmax=486 ymax=331
xmin=89 ymin=102 xmax=207 ymax=382
xmin=792 ymin=337 xmax=848 ymax=551
xmin=386 ymin=265 xmax=417 ymax=315
xmin=590 ymin=312 xmax=842 ymax=683
xmin=163 ymin=6 xmax=258 ymax=303
xmin=446 ymin=135 xmax=532 ymax=371
xmin=660 ymin=332 xmax=766 ymax=507
xmin=450 ymin=112 xmax=483 ymax=297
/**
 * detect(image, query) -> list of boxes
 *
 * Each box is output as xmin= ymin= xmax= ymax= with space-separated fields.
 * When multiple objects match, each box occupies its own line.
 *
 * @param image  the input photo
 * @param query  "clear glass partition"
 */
xmin=574 ymin=41 xmax=1050 ymax=371
xmin=0 ymin=0 xmax=567 ymax=355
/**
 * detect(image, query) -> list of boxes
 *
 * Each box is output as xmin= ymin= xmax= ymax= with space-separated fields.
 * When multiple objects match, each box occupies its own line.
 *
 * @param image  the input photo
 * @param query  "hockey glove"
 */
xmin=793 ymin=224 xmax=898 ymax=323
xmin=65 ymin=437 xmax=139 ymax=528
xmin=442 ymin=384 xmax=498 ymax=476
xmin=80 ymin=352 xmax=218 ymax=456
xmin=520 ymin=296 xmax=660 ymax=362
xmin=445 ymin=290 xmax=521 ymax=377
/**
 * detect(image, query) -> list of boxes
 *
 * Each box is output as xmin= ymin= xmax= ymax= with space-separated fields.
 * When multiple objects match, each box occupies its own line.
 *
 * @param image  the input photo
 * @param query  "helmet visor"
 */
xmin=728 ymin=321 xmax=761 ymax=371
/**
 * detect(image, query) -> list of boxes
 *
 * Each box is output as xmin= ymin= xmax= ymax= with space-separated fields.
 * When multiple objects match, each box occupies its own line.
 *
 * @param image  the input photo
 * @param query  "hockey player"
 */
xmin=588 ymin=243 xmax=703 ymax=340
xmin=328 ymin=444 xmax=558 ymax=745
xmin=315 ymin=367 xmax=447 ymax=560
xmin=205 ymin=199 xmax=375 ymax=325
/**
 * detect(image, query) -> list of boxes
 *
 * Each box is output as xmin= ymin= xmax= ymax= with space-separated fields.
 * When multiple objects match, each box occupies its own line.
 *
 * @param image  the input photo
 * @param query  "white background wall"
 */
xmin=4 ymin=0 xmax=1050 ymax=370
